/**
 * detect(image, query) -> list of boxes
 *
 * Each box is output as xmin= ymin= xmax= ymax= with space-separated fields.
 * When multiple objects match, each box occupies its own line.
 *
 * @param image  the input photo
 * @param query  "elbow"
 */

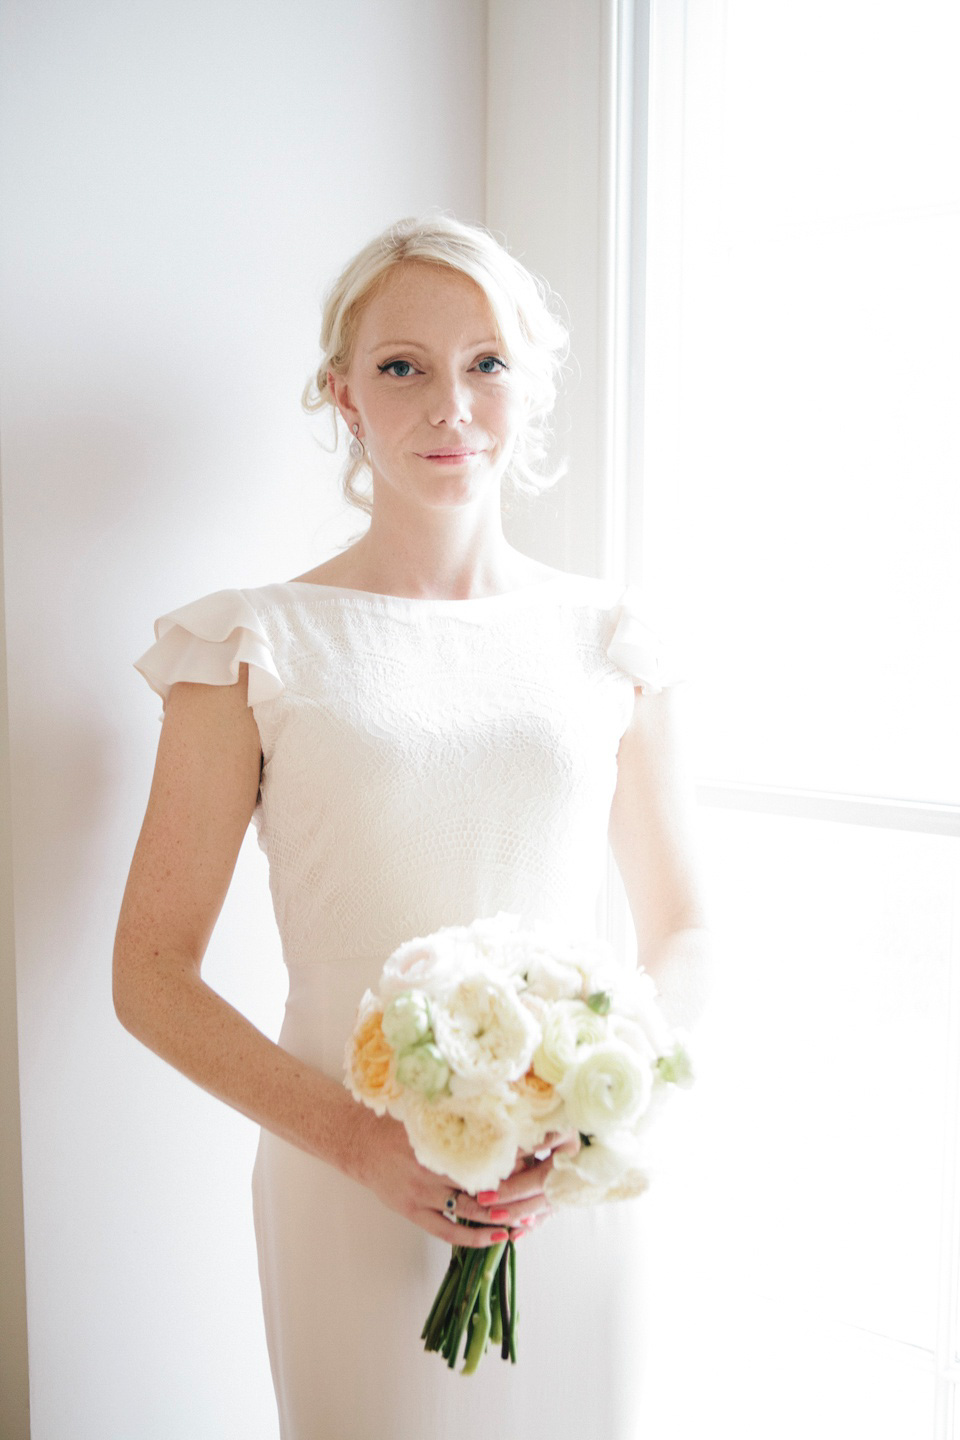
xmin=112 ymin=944 xmax=141 ymax=1036
xmin=112 ymin=934 xmax=161 ymax=1041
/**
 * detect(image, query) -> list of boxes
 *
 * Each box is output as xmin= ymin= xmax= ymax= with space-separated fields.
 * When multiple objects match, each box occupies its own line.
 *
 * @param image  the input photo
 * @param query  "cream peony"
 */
xmin=532 ymin=999 xmax=610 ymax=1086
xmin=343 ymin=989 xmax=403 ymax=1116
xmin=400 ymin=1088 xmax=527 ymax=1194
xmin=556 ymin=1038 xmax=653 ymax=1137
xmin=431 ymin=972 xmax=541 ymax=1088
xmin=511 ymin=1064 xmax=566 ymax=1126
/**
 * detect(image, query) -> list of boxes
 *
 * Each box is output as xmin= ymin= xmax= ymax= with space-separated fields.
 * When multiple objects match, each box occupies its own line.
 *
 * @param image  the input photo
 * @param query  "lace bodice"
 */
xmin=133 ymin=573 xmax=683 ymax=970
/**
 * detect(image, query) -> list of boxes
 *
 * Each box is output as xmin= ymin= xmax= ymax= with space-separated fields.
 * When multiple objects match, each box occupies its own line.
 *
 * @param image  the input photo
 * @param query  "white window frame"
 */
xmin=617 ymin=0 xmax=960 ymax=1427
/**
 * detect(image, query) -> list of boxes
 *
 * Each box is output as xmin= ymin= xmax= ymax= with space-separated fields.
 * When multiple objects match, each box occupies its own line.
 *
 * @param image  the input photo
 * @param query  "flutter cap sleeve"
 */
xmin=606 ymin=584 xmax=687 ymax=695
xmin=133 ymin=588 xmax=284 ymax=712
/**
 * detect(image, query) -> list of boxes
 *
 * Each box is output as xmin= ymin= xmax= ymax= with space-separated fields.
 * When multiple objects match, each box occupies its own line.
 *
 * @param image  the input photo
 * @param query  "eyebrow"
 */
xmin=369 ymin=338 xmax=502 ymax=355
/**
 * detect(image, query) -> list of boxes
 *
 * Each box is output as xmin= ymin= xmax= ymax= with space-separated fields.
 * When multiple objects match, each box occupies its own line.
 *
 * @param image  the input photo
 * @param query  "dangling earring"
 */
xmin=349 ymin=423 xmax=365 ymax=460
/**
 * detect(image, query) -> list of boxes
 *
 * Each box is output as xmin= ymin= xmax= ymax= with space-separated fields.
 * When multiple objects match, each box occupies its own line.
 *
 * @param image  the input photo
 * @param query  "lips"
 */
xmin=422 ymin=449 xmax=476 ymax=458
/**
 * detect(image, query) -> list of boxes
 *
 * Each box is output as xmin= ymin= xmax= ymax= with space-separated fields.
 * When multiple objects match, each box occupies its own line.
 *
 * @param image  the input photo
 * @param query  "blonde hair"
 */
xmin=301 ymin=211 xmax=571 ymax=518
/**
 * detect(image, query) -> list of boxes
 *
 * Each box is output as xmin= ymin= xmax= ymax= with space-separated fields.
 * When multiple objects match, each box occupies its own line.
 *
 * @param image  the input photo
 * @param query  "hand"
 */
xmin=465 ymin=1129 xmax=582 ymax=1241
xmin=350 ymin=1105 xmax=513 ymax=1248
xmin=352 ymin=1107 xmax=579 ymax=1247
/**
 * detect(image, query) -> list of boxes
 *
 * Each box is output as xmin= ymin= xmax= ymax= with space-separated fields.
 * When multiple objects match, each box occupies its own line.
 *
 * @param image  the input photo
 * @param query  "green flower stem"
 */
xmin=422 ymin=1250 xmax=462 ymax=1347
xmin=439 ymin=1249 xmax=469 ymax=1361
xmin=447 ymin=1249 xmax=487 ymax=1370
xmin=508 ymin=1237 xmax=518 ymax=1363
xmin=462 ymin=1241 xmax=505 ymax=1374
xmin=421 ymin=1229 xmax=520 ymax=1371
xmin=498 ymin=1244 xmax=511 ymax=1360
xmin=489 ymin=1273 xmax=503 ymax=1346
xmin=442 ymin=1246 xmax=481 ymax=1365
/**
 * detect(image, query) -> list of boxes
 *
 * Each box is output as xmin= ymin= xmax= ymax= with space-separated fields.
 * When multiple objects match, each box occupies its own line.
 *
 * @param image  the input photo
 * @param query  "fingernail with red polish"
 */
xmin=477 ymin=1191 xmax=500 ymax=1205
xmin=490 ymin=1229 xmax=508 ymax=1242
xmin=489 ymin=1207 xmax=509 ymax=1222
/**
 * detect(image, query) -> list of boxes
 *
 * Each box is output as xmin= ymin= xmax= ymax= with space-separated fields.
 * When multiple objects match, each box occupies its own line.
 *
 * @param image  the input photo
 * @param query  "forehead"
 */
xmin=356 ymin=261 xmax=498 ymax=346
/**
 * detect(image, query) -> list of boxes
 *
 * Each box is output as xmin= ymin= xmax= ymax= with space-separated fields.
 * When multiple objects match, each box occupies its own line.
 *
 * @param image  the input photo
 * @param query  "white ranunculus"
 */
xmin=399 ymin=1088 xmax=526 ymax=1194
xmin=431 ymin=972 xmax=541 ymax=1087
xmin=556 ymin=1039 xmax=654 ymax=1137
xmin=394 ymin=1041 xmax=450 ymax=1099
xmin=381 ymin=989 xmax=433 ymax=1052
xmin=607 ymin=1011 xmax=659 ymax=1066
xmin=532 ymin=999 xmax=610 ymax=1086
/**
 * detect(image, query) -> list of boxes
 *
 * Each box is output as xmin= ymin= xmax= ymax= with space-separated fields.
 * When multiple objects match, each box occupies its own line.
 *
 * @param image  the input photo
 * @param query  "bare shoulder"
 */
xmin=161 ymin=663 xmax=263 ymax=762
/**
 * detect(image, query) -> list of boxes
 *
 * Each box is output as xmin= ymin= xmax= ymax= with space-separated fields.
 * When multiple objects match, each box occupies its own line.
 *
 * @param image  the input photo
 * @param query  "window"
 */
xmin=606 ymin=2 xmax=960 ymax=1432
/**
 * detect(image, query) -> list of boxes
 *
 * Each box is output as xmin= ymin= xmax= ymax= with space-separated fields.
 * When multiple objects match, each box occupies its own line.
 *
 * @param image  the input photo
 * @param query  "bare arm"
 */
xmin=113 ymin=667 xmax=373 ymax=1182
xmin=608 ymin=681 xmax=714 ymax=1031
xmin=113 ymin=668 xmax=550 ymax=1245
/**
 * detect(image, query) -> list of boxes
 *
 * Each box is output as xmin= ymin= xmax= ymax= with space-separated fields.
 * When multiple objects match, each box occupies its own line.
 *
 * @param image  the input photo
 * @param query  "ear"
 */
xmin=327 ymin=371 xmax=361 ymax=435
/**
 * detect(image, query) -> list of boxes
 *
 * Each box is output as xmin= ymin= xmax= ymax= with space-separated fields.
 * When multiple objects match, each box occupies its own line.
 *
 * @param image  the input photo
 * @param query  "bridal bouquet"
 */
xmin=343 ymin=912 xmax=694 ymax=1374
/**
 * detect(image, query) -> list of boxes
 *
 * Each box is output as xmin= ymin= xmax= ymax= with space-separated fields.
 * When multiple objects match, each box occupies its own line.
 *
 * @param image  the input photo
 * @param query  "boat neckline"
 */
xmin=269 ymin=572 xmax=592 ymax=606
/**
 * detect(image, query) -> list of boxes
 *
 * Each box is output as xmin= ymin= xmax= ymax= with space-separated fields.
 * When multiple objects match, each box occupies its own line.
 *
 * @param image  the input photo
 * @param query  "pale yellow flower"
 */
xmin=343 ymin=992 xmax=402 ymax=1116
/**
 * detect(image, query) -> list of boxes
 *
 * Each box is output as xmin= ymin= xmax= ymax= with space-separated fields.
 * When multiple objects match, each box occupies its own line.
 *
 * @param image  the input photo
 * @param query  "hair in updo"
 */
xmin=301 ymin=211 xmax=571 ymax=517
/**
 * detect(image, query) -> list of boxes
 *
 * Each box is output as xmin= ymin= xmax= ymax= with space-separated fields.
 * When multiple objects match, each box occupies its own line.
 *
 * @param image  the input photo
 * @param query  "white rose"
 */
xmin=544 ymin=1131 xmax=656 ymax=1207
xmin=556 ymin=1039 xmax=654 ymax=1138
xmin=602 ymin=1166 xmax=653 ymax=1202
xmin=532 ymin=999 xmax=610 ymax=1086
xmin=379 ymin=931 xmax=467 ymax=1004
xmin=469 ymin=912 xmax=524 ymax=950
xmin=431 ymin=972 xmax=541 ymax=1088
xmin=543 ymin=1130 xmax=634 ymax=1203
xmin=399 ymin=1088 xmax=526 ymax=1194
xmin=509 ymin=949 xmax=584 ymax=1003
xmin=381 ymin=990 xmax=433 ymax=1051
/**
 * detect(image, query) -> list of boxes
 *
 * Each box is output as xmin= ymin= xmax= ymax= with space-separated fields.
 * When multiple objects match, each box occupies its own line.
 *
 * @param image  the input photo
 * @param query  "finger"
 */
xmin=416 ymin=1211 xmax=510 ymax=1248
xmin=481 ymin=1165 xmax=552 ymax=1207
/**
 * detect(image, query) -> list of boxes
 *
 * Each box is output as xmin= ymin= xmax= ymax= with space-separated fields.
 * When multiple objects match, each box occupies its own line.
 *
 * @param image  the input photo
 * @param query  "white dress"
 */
xmin=133 ymin=571 xmax=683 ymax=1440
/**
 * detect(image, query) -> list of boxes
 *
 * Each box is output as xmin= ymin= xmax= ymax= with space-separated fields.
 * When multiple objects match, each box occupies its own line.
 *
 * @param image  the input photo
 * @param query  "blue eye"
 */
xmin=376 ymin=355 xmax=509 ymax=378
xmin=378 ymin=359 xmax=418 ymax=378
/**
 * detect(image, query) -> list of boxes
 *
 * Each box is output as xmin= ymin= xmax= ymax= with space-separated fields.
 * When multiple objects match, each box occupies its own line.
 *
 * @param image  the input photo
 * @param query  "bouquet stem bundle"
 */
xmin=422 ymin=1234 xmax=516 ymax=1372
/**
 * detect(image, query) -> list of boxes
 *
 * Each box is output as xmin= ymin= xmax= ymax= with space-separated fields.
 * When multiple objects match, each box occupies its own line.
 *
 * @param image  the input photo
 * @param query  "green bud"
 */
xmin=585 ymin=990 xmax=611 ymax=1015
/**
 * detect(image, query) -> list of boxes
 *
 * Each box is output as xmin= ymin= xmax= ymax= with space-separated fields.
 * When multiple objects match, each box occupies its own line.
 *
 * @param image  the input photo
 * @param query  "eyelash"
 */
xmin=376 ymin=355 xmax=509 ymax=378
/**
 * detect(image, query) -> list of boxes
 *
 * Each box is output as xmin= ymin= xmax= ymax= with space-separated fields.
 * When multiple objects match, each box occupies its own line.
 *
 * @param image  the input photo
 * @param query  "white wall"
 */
xmin=0 ymin=2 xmax=488 ymax=1434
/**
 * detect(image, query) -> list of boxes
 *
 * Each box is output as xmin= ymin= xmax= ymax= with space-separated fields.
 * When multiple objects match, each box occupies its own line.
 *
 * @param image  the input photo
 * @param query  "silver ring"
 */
xmin=442 ymin=1191 xmax=459 ymax=1223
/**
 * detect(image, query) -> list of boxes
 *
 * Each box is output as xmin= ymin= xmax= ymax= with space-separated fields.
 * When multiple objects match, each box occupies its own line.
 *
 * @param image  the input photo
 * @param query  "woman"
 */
xmin=116 ymin=213 xmax=711 ymax=1438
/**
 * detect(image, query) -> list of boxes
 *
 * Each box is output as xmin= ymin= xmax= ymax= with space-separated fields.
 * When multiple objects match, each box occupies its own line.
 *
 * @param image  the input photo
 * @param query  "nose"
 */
xmin=428 ymin=368 xmax=473 ymax=427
